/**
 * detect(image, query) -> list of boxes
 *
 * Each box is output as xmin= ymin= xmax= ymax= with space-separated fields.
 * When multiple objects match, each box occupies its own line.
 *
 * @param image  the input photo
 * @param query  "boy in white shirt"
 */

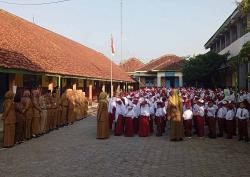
xmin=236 ymin=102 xmax=249 ymax=142
xmin=207 ymin=101 xmax=217 ymax=139
xmin=183 ymin=101 xmax=193 ymax=138
xmin=217 ymin=101 xmax=227 ymax=137
xmin=225 ymin=103 xmax=235 ymax=139
xmin=196 ymin=99 xmax=205 ymax=138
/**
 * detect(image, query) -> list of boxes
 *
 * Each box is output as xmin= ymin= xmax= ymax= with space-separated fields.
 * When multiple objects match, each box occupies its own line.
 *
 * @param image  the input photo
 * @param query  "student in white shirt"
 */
xmin=183 ymin=101 xmax=193 ymax=138
xmin=155 ymin=101 xmax=166 ymax=136
xmin=207 ymin=101 xmax=217 ymax=138
xmin=124 ymin=104 xmax=135 ymax=137
xmin=225 ymin=103 xmax=235 ymax=139
xmin=196 ymin=99 xmax=205 ymax=138
xmin=236 ymin=102 xmax=249 ymax=142
xmin=217 ymin=101 xmax=227 ymax=137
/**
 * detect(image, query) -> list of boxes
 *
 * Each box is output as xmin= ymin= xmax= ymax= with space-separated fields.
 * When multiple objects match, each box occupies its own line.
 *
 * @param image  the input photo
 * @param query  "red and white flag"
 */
xmin=111 ymin=35 xmax=116 ymax=55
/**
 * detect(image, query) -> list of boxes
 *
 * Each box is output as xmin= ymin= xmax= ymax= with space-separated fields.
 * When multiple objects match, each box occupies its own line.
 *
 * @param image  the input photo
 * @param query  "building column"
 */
xmin=89 ymin=84 xmax=93 ymax=106
xmin=237 ymin=20 xmax=242 ymax=39
xmin=179 ymin=75 xmax=183 ymax=87
xmin=157 ymin=73 xmax=161 ymax=87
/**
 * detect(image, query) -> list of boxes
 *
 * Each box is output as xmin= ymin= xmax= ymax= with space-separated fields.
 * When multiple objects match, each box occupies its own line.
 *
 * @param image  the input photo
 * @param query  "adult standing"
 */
xmin=167 ymin=89 xmax=184 ymax=141
xmin=14 ymin=93 xmax=25 ymax=144
xmin=21 ymin=90 xmax=33 ymax=140
xmin=31 ymin=89 xmax=42 ymax=137
xmin=96 ymin=92 xmax=109 ymax=139
xmin=2 ymin=90 xmax=16 ymax=148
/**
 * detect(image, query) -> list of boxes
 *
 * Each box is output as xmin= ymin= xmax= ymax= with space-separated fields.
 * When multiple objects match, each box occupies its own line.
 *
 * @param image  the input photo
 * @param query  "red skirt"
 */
xmin=124 ymin=117 xmax=134 ymax=137
xmin=196 ymin=116 xmax=205 ymax=137
xmin=183 ymin=119 xmax=192 ymax=137
xmin=149 ymin=116 xmax=154 ymax=133
xmin=133 ymin=118 xmax=139 ymax=134
xmin=226 ymin=120 xmax=233 ymax=139
xmin=115 ymin=115 xmax=124 ymax=136
xmin=138 ymin=116 xmax=150 ymax=137
xmin=208 ymin=117 xmax=216 ymax=138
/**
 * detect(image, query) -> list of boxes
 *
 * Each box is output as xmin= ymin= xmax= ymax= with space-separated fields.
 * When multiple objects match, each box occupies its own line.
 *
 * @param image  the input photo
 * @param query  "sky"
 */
xmin=0 ymin=0 xmax=240 ymax=63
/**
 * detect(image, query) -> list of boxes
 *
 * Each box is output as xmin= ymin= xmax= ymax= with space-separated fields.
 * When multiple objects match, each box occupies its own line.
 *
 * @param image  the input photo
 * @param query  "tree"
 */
xmin=238 ymin=0 xmax=250 ymax=14
xmin=182 ymin=52 xmax=227 ymax=88
xmin=239 ymin=41 xmax=250 ymax=62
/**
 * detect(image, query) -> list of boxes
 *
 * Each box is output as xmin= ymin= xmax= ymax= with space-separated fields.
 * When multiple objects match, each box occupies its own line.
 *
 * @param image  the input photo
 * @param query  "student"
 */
xmin=225 ymin=103 xmax=235 ymax=139
xmin=207 ymin=101 xmax=217 ymax=138
xmin=236 ymin=102 xmax=249 ymax=142
xmin=217 ymin=101 xmax=227 ymax=137
xmin=183 ymin=101 xmax=193 ymax=138
xmin=155 ymin=101 xmax=166 ymax=136
xmin=196 ymin=99 xmax=205 ymax=138
xmin=138 ymin=100 xmax=150 ymax=137
xmin=124 ymin=104 xmax=135 ymax=137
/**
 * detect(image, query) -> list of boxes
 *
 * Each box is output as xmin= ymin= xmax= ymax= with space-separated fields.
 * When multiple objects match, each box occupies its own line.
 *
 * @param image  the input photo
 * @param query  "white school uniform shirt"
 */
xmin=155 ymin=107 xmax=166 ymax=117
xmin=115 ymin=103 xmax=126 ymax=122
xmin=183 ymin=109 xmax=193 ymax=120
xmin=207 ymin=106 xmax=217 ymax=118
xmin=108 ymin=97 xmax=116 ymax=113
xmin=217 ymin=107 xmax=227 ymax=119
xmin=149 ymin=102 xmax=155 ymax=115
xmin=140 ymin=104 xmax=150 ymax=117
xmin=225 ymin=110 xmax=235 ymax=120
xmin=125 ymin=106 xmax=135 ymax=119
xmin=193 ymin=104 xmax=199 ymax=116
xmin=134 ymin=104 xmax=140 ymax=118
xmin=198 ymin=106 xmax=205 ymax=117
xmin=236 ymin=108 xmax=249 ymax=120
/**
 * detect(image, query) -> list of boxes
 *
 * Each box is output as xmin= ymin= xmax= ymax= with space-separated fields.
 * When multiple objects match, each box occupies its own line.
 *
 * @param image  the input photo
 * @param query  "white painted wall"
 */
xmin=219 ymin=32 xmax=250 ymax=57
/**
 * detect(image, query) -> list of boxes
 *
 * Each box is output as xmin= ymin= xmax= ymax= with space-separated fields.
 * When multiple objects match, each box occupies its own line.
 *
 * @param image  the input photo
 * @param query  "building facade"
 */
xmin=0 ymin=9 xmax=134 ymax=114
xmin=205 ymin=8 xmax=250 ymax=90
xmin=133 ymin=55 xmax=184 ymax=88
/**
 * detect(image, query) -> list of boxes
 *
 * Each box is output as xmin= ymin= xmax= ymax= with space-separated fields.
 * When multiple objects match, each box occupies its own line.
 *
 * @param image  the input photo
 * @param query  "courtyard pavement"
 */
xmin=0 ymin=109 xmax=250 ymax=177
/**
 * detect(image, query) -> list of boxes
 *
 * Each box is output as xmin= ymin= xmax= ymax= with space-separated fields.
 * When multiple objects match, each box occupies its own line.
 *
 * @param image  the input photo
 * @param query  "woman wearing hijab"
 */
xmin=167 ymin=89 xmax=184 ymax=141
xmin=97 ymin=92 xmax=109 ymax=139
xmin=2 ymin=90 xmax=16 ymax=147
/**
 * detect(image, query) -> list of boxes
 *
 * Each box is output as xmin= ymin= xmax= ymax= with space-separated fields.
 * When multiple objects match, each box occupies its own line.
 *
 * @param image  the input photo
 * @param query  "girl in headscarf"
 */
xmin=167 ymin=89 xmax=184 ymax=141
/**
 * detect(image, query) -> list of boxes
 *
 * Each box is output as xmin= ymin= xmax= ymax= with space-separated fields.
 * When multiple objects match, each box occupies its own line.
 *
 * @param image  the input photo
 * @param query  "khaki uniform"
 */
xmin=21 ymin=91 xmax=33 ymax=140
xmin=2 ymin=91 xmax=16 ymax=147
xmin=15 ymin=102 xmax=25 ymax=143
xmin=97 ymin=92 xmax=109 ymax=139
xmin=32 ymin=90 xmax=41 ymax=136
xmin=39 ymin=95 xmax=47 ymax=134
xmin=60 ymin=92 xmax=69 ymax=126
xmin=46 ymin=95 xmax=52 ymax=132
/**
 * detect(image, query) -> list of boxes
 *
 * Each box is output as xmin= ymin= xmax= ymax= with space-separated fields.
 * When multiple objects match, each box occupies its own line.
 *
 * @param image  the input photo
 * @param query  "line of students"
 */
xmin=107 ymin=87 xmax=249 ymax=142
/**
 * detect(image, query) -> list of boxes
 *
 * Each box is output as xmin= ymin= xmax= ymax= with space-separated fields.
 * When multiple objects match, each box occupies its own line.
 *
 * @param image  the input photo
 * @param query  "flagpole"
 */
xmin=111 ymin=34 xmax=113 ymax=98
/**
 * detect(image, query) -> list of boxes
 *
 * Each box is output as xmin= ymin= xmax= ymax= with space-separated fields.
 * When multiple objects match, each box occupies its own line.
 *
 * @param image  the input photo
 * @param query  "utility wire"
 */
xmin=0 ymin=0 xmax=71 ymax=6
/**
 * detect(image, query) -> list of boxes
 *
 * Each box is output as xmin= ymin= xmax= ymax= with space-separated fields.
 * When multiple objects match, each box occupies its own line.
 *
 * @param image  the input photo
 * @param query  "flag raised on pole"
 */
xmin=111 ymin=35 xmax=116 ymax=55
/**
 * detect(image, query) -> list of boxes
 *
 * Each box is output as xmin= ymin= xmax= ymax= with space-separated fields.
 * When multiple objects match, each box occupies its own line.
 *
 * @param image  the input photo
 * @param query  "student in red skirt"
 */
xmin=155 ymin=101 xmax=166 ymax=136
xmin=114 ymin=99 xmax=125 ymax=136
xmin=183 ymin=101 xmax=193 ymax=138
xmin=138 ymin=100 xmax=150 ymax=137
xmin=124 ymin=104 xmax=135 ymax=137
xmin=196 ymin=99 xmax=205 ymax=138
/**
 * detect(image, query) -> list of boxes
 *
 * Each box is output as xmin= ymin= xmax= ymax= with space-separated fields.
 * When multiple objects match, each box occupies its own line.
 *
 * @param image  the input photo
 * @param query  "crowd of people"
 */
xmin=1 ymin=88 xmax=88 ymax=148
xmin=97 ymin=87 xmax=250 ymax=142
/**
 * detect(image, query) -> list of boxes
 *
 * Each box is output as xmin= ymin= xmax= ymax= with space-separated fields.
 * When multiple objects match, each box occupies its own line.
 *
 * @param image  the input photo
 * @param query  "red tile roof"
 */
xmin=0 ymin=10 xmax=134 ymax=82
xmin=119 ymin=58 xmax=145 ymax=73
xmin=136 ymin=54 xmax=184 ymax=72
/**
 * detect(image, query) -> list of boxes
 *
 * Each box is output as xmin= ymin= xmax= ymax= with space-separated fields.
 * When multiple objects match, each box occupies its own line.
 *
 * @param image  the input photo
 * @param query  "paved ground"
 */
xmin=0 ymin=109 xmax=250 ymax=177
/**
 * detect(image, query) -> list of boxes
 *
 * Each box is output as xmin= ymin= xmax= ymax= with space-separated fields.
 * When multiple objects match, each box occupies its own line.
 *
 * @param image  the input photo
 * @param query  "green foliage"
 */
xmin=182 ymin=52 xmax=227 ymax=87
xmin=239 ymin=41 xmax=250 ymax=63
xmin=238 ymin=0 xmax=250 ymax=14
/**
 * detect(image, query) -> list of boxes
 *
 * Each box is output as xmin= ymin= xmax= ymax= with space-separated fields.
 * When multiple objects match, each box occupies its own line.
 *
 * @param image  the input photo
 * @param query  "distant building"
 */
xmin=205 ymin=7 xmax=250 ymax=89
xmin=120 ymin=58 xmax=145 ymax=75
xmin=134 ymin=55 xmax=184 ymax=88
